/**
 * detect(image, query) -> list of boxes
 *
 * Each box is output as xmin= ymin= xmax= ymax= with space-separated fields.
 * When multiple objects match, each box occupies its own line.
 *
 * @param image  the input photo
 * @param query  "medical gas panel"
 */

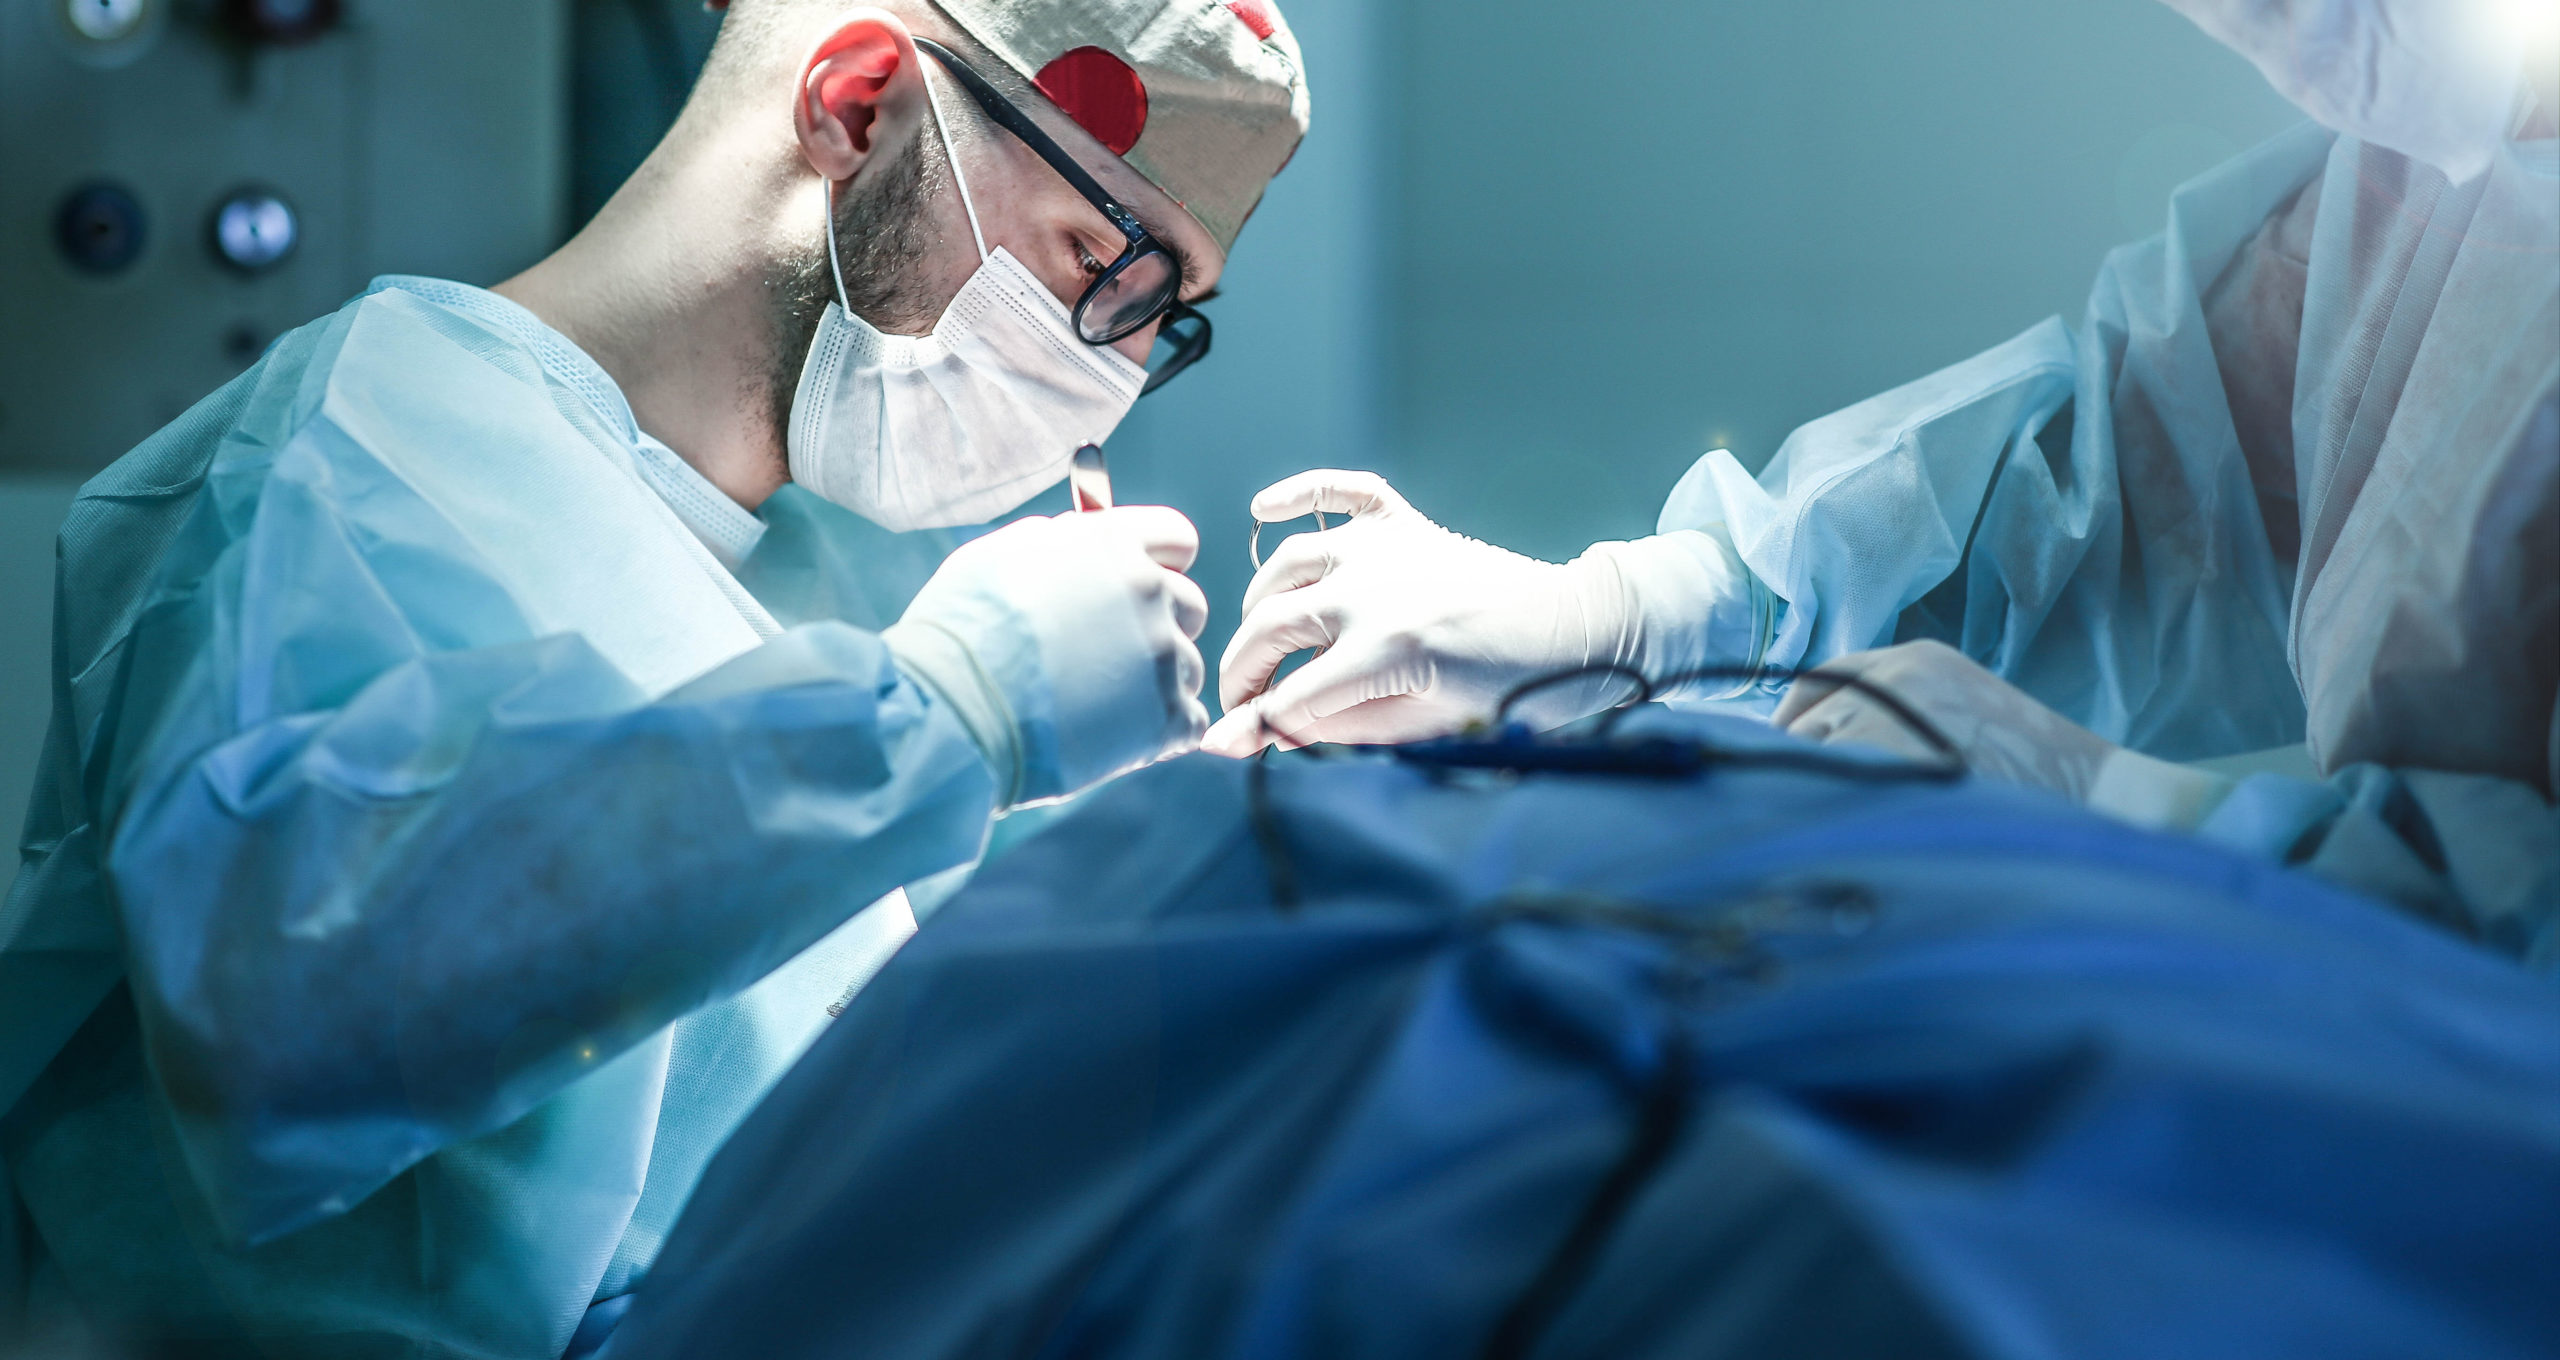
xmin=1 ymin=0 xmax=570 ymax=476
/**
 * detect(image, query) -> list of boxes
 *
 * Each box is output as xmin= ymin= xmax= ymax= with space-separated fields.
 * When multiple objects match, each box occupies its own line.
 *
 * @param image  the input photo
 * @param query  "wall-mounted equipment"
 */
xmin=1 ymin=0 xmax=571 ymax=476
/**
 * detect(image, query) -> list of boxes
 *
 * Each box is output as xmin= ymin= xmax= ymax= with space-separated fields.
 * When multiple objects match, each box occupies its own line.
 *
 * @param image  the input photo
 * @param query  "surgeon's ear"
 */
xmin=794 ymin=11 xmax=927 ymax=184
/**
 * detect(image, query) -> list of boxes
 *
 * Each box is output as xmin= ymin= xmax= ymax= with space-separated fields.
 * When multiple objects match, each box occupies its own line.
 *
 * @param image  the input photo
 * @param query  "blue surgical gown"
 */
xmin=0 ymin=278 xmax=998 ymax=1356
xmin=1657 ymin=125 xmax=2558 ymax=965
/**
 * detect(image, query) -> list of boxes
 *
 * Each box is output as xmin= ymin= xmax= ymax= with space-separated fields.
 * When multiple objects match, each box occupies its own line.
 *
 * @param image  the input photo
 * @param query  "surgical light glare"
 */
xmin=2491 ymin=0 xmax=2560 ymax=52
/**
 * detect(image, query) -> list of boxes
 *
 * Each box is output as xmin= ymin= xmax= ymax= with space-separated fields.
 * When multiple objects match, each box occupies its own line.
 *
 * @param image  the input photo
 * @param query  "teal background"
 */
xmin=1110 ymin=0 xmax=2296 ymax=662
xmin=0 ymin=0 xmax=2303 ymax=845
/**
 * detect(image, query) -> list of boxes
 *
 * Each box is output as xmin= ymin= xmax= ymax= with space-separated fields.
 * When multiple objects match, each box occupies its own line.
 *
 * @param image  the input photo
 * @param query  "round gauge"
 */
xmin=222 ymin=0 xmax=342 ymax=44
xmin=58 ymin=0 xmax=163 ymax=65
xmin=64 ymin=0 xmax=148 ymax=41
xmin=211 ymin=190 xmax=300 ymax=273
xmin=56 ymin=182 xmax=149 ymax=276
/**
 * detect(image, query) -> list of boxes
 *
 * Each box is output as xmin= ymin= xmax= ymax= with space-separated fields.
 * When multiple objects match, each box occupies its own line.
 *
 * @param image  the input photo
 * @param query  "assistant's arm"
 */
xmin=1205 ymin=327 xmax=2079 ymax=754
xmin=1216 ymin=125 xmax=2342 ymax=753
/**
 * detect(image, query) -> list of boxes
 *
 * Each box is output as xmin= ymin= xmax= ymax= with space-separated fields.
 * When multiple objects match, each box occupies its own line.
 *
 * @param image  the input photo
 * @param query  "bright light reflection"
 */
xmin=2492 ymin=0 xmax=2560 ymax=54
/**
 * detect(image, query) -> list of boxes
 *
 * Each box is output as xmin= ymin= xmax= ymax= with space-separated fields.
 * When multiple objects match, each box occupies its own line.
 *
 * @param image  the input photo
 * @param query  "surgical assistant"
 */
xmin=1213 ymin=5 xmax=2558 ymax=963
xmin=0 ymin=1 xmax=1309 ymax=1355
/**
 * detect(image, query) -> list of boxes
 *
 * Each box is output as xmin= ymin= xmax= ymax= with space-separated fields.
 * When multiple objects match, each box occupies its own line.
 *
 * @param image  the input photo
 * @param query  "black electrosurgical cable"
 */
xmin=1498 ymin=661 xmax=1963 ymax=771
xmin=1480 ymin=1024 xmax=1692 ymax=1360
xmin=1229 ymin=661 xmax=1947 ymax=1339
xmin=1239 ymin=660 xmax=1963 ymax=908
xmin=1245 ymin=748 xmax=1304 ymax=913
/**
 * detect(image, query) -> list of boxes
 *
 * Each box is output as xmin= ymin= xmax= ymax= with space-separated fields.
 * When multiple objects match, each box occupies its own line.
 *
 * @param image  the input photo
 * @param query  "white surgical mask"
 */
xmin=787 ymin=68 xmax=1147 ymax=531
xmin=2159 ymin=0 xmax=2536 ymax=184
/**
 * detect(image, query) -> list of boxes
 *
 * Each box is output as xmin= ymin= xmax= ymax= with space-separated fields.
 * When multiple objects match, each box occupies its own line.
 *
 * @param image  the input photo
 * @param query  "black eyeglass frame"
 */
xmin=913 ymin=38 xmax=1213 ymax=395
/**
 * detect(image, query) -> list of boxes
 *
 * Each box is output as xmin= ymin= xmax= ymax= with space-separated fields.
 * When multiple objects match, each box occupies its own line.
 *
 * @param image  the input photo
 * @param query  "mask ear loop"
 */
xmin=919 ymin=62 xmax=990 ymax=264
xmin=819 ymin=54 xmax=990 ymax=313
xmin=822 ymin=178 xmax=852 ymax=312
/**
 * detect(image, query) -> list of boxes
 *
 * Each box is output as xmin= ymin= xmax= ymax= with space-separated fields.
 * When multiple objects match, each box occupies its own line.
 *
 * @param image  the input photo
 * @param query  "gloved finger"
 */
xmin=1239 ymin=528 xmax=1350 ymax=618
xmin=1170 ymin=631 xmax=1206 ymax=703
xmin=1152 ymin=639 xmax=1210 ymax=757
xmin=1771 ymin=649 xmax=1894 ymax=729
xmin=1276 ymin=693 xmax=1470 ymax=749
xmin=1250 ymin=645 xmax=1425 ymax=747
xmin=1218 ymin=586 xmax=1343 ymax=712
xmin=1797 ymin=695 xmax=1943 ymax=765
xmin=1778 ymin=685 xmax=1867 ymax=745
xmin=1100 ymin=505 xmax=1200 ymax=572
xmin=1204 ymin=697 xmax=1313 ymax=756
xmin=1248 ymin=469 xmax=1411 ymax=524
xmin=1165 ymin=690 xmax=1210 ymax=752
xmin=1231 ymin=694 xmax=1450 ymax=753
xmin=1200 ymin=705 xmax=1273 ymax=758
xmin=1777 ymin=656 xmax=1920 ymax=745
xmin=1164 ymin=570 xmax=1210 ymax=642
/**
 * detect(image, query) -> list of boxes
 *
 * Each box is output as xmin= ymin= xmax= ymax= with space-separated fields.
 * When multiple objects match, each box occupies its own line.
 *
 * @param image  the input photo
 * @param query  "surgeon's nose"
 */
xmin=1111 ymin=317 xmax=1161 ymax=367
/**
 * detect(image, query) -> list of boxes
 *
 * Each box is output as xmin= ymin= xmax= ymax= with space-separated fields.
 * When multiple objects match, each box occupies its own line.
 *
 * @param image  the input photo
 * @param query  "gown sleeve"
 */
xmin=94 ymin=416 xmax=1000 ymax=1247
xmin=1651 ymin=123 xmax=2557 ymax=966
xmin=1652 ymin=123 xmax=2341 ymax=761
xmin=2197 ymin=757 xmax=2560 ymax=972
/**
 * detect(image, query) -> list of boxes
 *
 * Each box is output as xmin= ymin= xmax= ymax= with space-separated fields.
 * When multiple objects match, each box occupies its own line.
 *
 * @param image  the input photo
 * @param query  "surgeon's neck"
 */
xmin=496 ymin=126 xmax=815 ymax=512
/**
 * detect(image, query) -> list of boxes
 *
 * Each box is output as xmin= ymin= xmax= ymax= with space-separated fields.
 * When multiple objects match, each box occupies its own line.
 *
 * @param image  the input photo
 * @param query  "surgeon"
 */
xmin=1211 ymin=0 xmax=2557 ymax=965
xmin=0 ymin=1 xmax=1307 ymax=1355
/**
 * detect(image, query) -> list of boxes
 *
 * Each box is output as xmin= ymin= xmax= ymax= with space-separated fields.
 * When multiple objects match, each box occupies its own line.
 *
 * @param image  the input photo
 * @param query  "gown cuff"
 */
xmin=2085 ymin=747 xmax=2240 ymax=832
xmin=1577 ymin=528 xmax=1775 ymax=701
xmin=883 ymin=620 xmax=1025 ymax=808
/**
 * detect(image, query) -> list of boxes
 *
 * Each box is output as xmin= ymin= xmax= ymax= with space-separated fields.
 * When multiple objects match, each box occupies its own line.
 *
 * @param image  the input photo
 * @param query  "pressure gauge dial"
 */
xmin=56 ymin=182 xmax=149 ymax=276
xmin=65 ymin=0 xmax=149 ymax=40
xmin=211 ymin=189 xmax=299 ymax=273
xmin=58 ymin=0 xmax=164 ymax=65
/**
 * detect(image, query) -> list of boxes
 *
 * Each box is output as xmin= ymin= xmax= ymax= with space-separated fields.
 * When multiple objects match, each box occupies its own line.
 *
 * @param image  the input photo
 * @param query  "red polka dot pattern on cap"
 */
xmin=1223 ymin=0 xmax=1278 ymax=40
xmin=1034 ymin=45 xmax=1150 ymax=157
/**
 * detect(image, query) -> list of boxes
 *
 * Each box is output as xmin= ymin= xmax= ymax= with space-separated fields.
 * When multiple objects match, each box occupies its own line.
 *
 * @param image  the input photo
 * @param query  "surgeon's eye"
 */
xmin=1074 ymin=240 xmax=1108 ymax=278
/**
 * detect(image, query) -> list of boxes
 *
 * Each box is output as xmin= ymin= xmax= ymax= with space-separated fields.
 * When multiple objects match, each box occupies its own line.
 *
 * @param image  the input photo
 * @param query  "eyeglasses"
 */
xmin=914 ymin=38 xmax=1213 ymax=397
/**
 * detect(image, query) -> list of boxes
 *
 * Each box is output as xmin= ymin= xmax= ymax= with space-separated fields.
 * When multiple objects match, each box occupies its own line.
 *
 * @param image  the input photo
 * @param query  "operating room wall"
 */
xmin=1375 ymin=0 xmax=2305 ymax=567
xmin=0 ymin=481 xmax=72 ymax=856
xmin=0 ymin=0 xmax=576 ymax=857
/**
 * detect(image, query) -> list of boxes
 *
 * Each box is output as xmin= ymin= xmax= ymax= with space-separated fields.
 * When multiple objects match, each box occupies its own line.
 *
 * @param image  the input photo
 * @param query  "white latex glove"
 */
xmin=1776 ymin=640 xmax=2235 ymax=827
xmin=885 ymin=507 xmax=1209 ymax=806
xmin=1205 ymin=471 xmax=1688 ymax=756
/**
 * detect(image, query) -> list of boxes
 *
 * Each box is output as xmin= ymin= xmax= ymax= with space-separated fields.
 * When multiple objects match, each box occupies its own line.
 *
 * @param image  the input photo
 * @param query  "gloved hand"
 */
xmin=1205 ymin=471 xmax=1727 ymax=756
xmin=885 ymin=507 xmax=1209 ymax=806
xmin=1776 ymin=639 xmax=2235 ymax=827
xmin=1776 ymin=640 xmax=2112 ymax=794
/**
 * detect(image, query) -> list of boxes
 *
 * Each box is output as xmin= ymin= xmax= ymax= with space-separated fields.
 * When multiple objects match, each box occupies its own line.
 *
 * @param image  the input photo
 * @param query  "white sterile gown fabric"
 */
xmin=1655 ymin=126 xmax=2558 ymax=963
xmin=0 ymin=278 xmax=991 ymax=1356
